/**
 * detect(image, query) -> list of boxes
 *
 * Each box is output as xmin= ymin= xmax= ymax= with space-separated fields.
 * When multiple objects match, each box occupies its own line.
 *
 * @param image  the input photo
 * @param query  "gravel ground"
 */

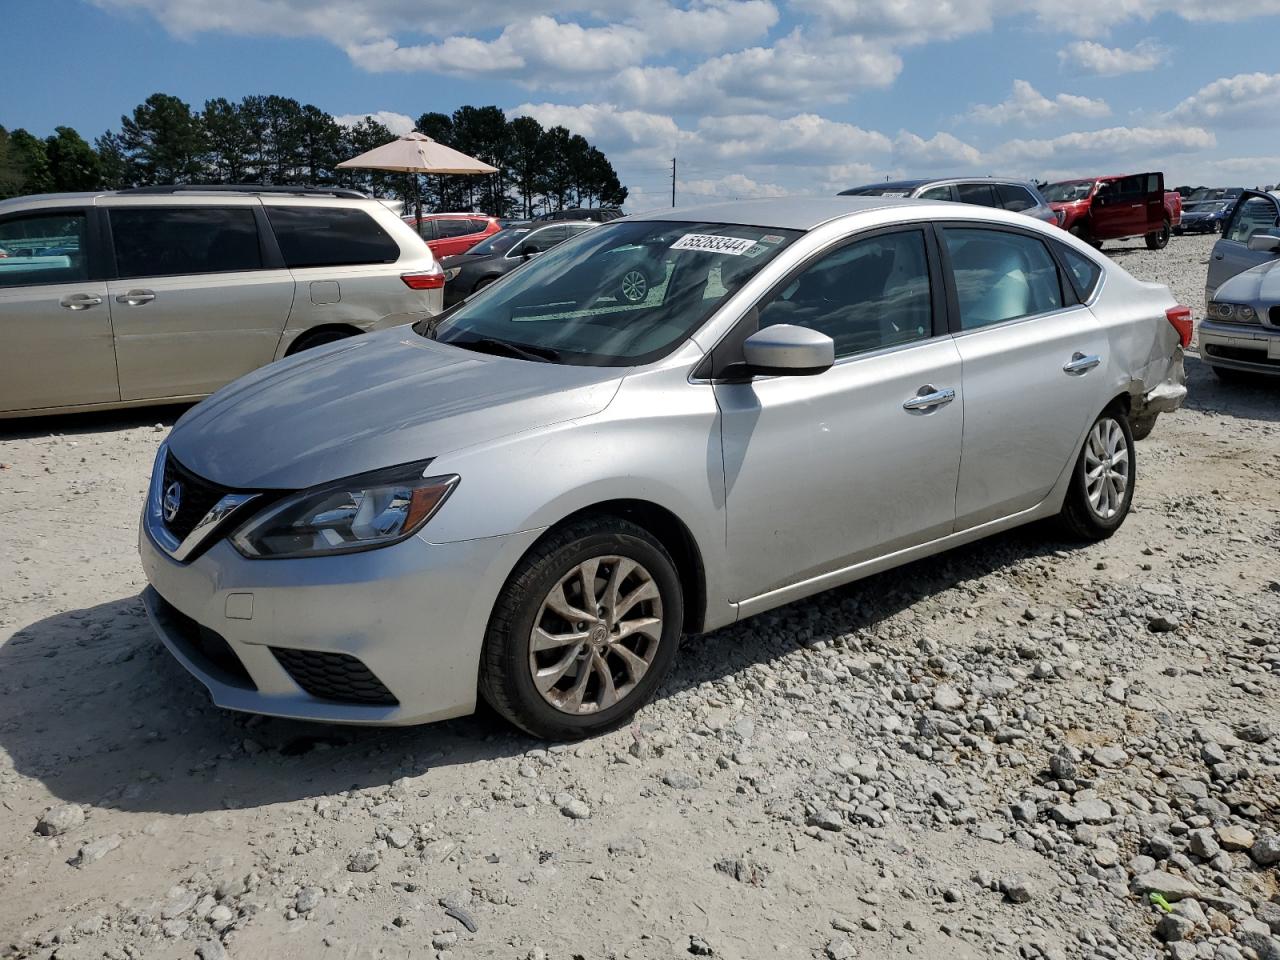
xmin=2 ymin=233 xmax=1278 ymax=960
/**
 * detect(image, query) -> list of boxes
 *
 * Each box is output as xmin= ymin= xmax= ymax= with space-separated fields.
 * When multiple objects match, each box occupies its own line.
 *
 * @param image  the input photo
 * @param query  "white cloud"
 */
xmin=332 ymin=110 xmax=415 ymax=135
xmin=680 ymin=173 xmax=789 ymax=200
xmin=1058 ymin=39 xmax=1166 ymax=75
xmin=893 ymin=131 xmax=983 ymax=168
xmin=1168 ymin=72 xmax=1280 ymax=127
xmin=969 ymin=80 xmax=1110 ymax=125
xmin=793 ymin=0 xmax=1002 ymax=42
xmin=508 ymin=103 xmax=683 ymax=154
xmin=991 ymin=125 xmax=1216 ymax=168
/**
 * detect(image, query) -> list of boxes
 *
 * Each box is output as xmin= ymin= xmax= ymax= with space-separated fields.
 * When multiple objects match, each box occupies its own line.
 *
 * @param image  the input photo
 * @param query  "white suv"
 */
xmin=0 ymin=185 xmax=443 ymax=419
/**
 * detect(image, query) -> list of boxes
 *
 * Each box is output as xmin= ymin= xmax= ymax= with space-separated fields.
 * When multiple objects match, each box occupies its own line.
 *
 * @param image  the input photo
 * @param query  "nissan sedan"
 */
xmin=140 ymin=197 xmax=1189 ymax=740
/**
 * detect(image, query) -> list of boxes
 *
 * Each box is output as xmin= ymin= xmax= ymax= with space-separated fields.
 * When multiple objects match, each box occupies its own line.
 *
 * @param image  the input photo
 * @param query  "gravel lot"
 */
xmin=2 ymin=233 xmax=1278 ymax=960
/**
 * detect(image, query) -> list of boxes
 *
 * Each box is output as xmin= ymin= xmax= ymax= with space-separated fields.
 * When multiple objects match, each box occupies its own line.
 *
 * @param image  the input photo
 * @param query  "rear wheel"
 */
xmin=288 ymin=328 xmax=357 ymax=354
xmin=1057 ymin=408 xmax=1135 ymax=541
xmin=1145 ymin=219 xmax=1172 ymax=250
xmin=473 ymin=275 xmax=497 ymax=294
xmin=479 ymin=517 xmax=683 ymax=740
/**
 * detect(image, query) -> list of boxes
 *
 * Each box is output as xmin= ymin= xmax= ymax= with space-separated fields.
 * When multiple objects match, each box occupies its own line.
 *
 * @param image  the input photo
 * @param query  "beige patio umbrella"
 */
xmin=337 ymin=131 xmax=498 ymax=220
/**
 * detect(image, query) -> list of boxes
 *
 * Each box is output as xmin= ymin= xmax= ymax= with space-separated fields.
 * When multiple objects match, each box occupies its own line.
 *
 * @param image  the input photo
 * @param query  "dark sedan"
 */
xmin=440 ymin=221 xmax=597 ymax=307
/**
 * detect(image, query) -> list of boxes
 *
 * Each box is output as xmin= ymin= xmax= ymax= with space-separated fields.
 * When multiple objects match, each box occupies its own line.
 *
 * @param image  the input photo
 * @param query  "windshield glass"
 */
xmin=467 ymin=227 xmax=529 ymax=257
xmin=1043 ymin=181 xmax=1094 ymax=202
xmin=1184 ymin=201 xmax=1226 ymax=213
xmin=420 ymin=220 xmax=802 ymax=366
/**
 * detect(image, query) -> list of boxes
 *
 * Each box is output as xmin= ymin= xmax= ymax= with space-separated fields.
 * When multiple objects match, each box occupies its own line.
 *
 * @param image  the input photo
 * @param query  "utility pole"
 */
xmin=671 ymin=157 xmax=676 ymax=208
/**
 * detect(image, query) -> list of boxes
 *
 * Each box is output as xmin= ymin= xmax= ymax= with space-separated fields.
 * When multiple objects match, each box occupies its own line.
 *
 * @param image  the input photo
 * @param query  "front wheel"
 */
xmin=479 ymin=518 xmax=683 ymax=740
xmin=1145 ymin=220 xmax=1172 ymax=250
xmin=1057 ymin=408 xmax=1135 ymax=541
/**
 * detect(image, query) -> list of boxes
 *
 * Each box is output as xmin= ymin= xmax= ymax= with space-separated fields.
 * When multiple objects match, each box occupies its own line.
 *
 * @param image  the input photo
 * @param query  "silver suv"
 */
xmin=840 ymin=177 xmax=1059 ymax=226
xmin=0 ymin=185 xmax=443 ymax=419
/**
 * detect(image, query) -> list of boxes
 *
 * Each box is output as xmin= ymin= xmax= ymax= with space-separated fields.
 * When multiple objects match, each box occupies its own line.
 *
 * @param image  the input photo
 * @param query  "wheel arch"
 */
xmin=282 ymin=323 xmax=364 ymax=357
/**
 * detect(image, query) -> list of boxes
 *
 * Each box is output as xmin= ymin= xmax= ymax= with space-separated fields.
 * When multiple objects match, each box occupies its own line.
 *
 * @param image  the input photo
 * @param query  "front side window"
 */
xmin=1225 ymin=196 xmax=1280 ymax=244
xmin=1043 ymin=181 xmax=1093 ymax=203
xmin=996 ymin=184 xmax=1037 ymax=212
xmin=424 ymin=220 xmax=801 ymax=366
xmin=470 ymin=227 xmax=529 ymax=256
xmin=956 ymin=183 xmax=998 ymax=207
xmin=0 ymin=211 xmax=89 ymax=288
xmin=110 ymin=207 xmax=260 ymax=278
xmin=943 ymin=227 xmax=1063 ymax=330
xmin=757 ymin=230 xmax=933 ymax=359
xmin=266 ymin=206 xmax=398 ymax=269
xmin=511 ymin=226 xmax=566 ymax=256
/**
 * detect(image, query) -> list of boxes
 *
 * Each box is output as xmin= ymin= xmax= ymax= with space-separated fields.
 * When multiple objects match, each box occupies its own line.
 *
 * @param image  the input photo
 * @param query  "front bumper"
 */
xmin=1198 ymin=319 xmax=1280 ymax=375
xmin=139 ymin=512 xmax=543 ymax=725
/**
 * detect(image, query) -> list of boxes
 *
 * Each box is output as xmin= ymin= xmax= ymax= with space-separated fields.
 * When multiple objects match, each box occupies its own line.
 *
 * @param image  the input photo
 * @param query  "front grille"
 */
xmin=151 ymin=592 xmax=255 ymax=689
xmin=162 ymin=453 xmax=232 ymax=542
xmin=271 ymin=648 xmax=399 ymax=706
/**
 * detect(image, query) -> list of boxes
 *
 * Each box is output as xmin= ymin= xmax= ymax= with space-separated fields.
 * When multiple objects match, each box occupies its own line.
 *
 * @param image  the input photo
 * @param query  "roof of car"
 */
xmin=625 ymin=196 xmax=917 ymax=231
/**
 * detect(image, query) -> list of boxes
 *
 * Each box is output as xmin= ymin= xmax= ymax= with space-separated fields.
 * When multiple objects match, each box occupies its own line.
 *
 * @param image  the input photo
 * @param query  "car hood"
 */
xmin=1213 ymin=258 xmax=1280 ymax=306
xmin=167 ymin=328 xmax=624 ymax=489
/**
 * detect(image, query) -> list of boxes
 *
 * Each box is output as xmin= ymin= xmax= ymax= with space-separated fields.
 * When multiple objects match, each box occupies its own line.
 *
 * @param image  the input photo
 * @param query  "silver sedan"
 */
xmin=139 ymin=197 xmax=1188 ymax=739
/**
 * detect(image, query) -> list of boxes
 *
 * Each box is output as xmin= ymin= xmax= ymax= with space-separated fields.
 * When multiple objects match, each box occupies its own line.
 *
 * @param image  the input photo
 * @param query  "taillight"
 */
xmin=402 ymin=270 xmax=445 ymax=290
xmin=1165 ymin=305 xmax=1193 ymax=347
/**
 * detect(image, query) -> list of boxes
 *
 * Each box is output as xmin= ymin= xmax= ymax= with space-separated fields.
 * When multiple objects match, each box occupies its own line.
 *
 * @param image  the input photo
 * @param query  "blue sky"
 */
xmin=4 ymin=0 xmax=1280 ymax=211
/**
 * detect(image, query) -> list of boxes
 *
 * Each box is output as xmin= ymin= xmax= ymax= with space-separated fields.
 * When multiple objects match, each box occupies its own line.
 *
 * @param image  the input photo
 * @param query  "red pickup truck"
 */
xmin=1044 ymin=172 xmax=1182 ymax=250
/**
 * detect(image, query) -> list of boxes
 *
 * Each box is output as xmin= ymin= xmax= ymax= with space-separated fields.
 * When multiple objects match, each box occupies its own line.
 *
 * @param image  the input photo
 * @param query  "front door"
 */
xmin=1208 ymin=192 xmax=1280 ymax=297
xmin=0 ymin=208 xmax=119 ymax=413
xmin=105 ymin=205 xmax=295 ymax=401
xmin=716 ymin=227 xmax=963 ymax=602
xmin=939 ymin=225 xmax=1110 ymax=528
xmin=1092 ymin=175 xmax=1146 ymax=239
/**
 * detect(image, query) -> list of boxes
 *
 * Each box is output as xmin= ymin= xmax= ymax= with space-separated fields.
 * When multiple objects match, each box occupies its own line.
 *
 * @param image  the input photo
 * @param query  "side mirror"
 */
xmin=521 ymin=245 xmax=541 ymax=259
xmin=1246 ymin=233 xmax=1280 ymax=253
xmin=741 ymin=324 xmax=834 ymax=377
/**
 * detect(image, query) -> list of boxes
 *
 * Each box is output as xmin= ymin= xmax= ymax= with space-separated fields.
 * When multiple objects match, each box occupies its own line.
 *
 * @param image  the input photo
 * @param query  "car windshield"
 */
xmin=418 ymin=220 xmax=802 ymax=366
xmin=1043 ymin=181 xmax=1094 ymax=202
xmin=467 ymin=227 xmax=529 ymax=256
xmin=1184 ymin=201 xmax=1226 ymax=213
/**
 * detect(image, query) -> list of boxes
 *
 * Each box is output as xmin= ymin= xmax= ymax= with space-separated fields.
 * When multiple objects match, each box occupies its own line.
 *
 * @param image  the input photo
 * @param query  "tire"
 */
xmin=288 ymin=328 xmax=357 ymax=354
xmin=1070 ymin=224 xmax=1103 ymax=250
xmin=473 ymin=275 xmax=497 ymax=294
xmin=479 ymin=517 xmax=684 ymax=740
xmin=1057 ymin=407 xmax=1136 ymax=541
xmin=1129 ymin=413 xmax=1158 ymax=442
xmin=1145 ymin=220 xmax=1171 ymax=250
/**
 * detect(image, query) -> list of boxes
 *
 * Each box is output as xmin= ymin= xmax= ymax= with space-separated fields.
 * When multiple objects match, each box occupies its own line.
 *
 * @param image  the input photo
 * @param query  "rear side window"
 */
xmin=943 ymin=227 xmax=1063 ymax=330
xmin=435 ymin=218 xmax=476 ymax=239
xmin=996 ymin=184 xmax=1038 ymax=212
xmin=413 ymin=219 xmax=436 ymax=240
xmin=110 ymin=207 xmax=261 ymax=278
xmin=266 ymin=206 xmax=399 ymax=268
xmin=956 ymin=183 xmax=998 ymax=207
xmin=1057 ymin=244 xmax=1103 ymax=300
xmin=917 ymin=185 xmax=953 ymax=201
xmin=0 ymin=211 xmax=90 ymax=288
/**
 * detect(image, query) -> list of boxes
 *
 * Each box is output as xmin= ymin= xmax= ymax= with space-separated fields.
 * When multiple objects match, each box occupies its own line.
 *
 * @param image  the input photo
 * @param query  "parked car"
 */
xmin=439 ymin=220 xmax=597 ymax=307
xmin=1206 ymin=190 xmax=1280 ymax=301
xmin=0 ymin=184 xmax=442 ymax=419
xmin=1175 ymin=199 xmax=1235 ymax=234
xmin=534 ymin=206 xmax=623 ymax=223
xmin=139 ymin=196 xmax=1187 ymax=739
xmin=404 ymin=212 xmax=502 ymax=258
xmin=839 ymin=177 xmax=1058 ymax=225
xmin=1201 ymin=236 xmax=1280 ymax=379
xmin=1044 ymin=174 xmax=1180 ymax=249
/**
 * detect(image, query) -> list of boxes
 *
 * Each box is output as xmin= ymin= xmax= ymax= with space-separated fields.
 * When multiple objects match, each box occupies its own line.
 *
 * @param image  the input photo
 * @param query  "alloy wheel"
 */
xmin=1083 ymin=417 xmax=1129 ymax=519
xmin=528 ymin=556 xmax=664 ymax=714
xmin=620 ymin=270 xmax=649 ymax=303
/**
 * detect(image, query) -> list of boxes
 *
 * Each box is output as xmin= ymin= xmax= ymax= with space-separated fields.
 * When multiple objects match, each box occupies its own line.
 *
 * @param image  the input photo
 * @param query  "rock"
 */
xmin=1236 ymin=920 xmax=1280 ymax=960
xmin=386 ymin=826 xmax=413 ymax=849
xmin=1148 ymin=615 xmax=1180 ymax=633
xmin=807 ymin=808 xmax=844 ymax=832
xmin=688 ymin=935 xmax=714 ymax=956
xmin=432 ymin=932 xmax=460 ymax=950
xmin=1187 ymin=829 xmax=1219 ymax=860
xmin=662 ymin=771 xmax=701 ymax=790
xmin=825 ymin=936 xmax=856 ymax=959
xmin=70 ymin=834 xmax=122 ymax=867
xmin=161 ymin=889 xmax=198 ymax=920
xmin=347 ymin=848 xmax=379 ymax=872
xmin=1155 ymin=914 xmax=1197 ymax=942
xmin=196 ymin=942 xmax=227 ymax=960
xmin=1251 ymin=834 xmax=1280 ymax=866
xmin=1075 ymin=798 xmax=1113 ymax=824
xmin=1236 ymin=720 xmax=1276 ymax=744
xmin=1092 ymin=746 xmax=1127 ymax=769
xmin=999 ymin=874 xmax=1035 ymax=904
xmin=560 ymin=798 xmax=592 ymax=820
xmin=933 ymin=684 xmax=964 ymax=711
xmin=35 ymin=804 xmax=84 ymax=837
xmin=1216 ymin=825 xmax=1254 ymax=851
xmin=1256 ymin=901 xmax=1280 ymax=936
xmin=1049 ymin=747 xmax=1077 ymax=781
xmin=1131 ymin=870 xmax=1200 ymax=902
xmin=295 ymin=886 xmax=323 ymax=913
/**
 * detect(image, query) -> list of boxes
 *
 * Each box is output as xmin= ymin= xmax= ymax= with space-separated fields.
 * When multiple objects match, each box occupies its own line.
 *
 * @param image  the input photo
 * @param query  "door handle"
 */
xmin=115 ymin=289 xmax=156 ymax=306
xmin=1063 ymin=352 xmax=1101 ymax=375
xmin=903 ymin=385 xmax=956 ymax=412
xmin=1213 ymin=254 xmax=1224 ymax=260
xmin=59 ymin=293 xmax=103 ymax=310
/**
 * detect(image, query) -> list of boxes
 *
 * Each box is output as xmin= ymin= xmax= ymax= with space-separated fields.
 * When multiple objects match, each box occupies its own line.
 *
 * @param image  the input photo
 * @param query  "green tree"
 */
xmin=5 ymin=129 xmax=54 ymax=195
xmin=202 ymin=97 xmax=252 ymax=182
xmin=44 ymin=126 xmax=102 ymax=191
xmin=118 ymin=93 xmax=206 ymax=183
xmin=94 ymin=131 xmax=132 ymax=189
xmin=298 ymin=104 xmax=344 ymax=184
xmin=507 ymin=116 xmax=546 ymax=219
xmin=0 ymin=127 xmax=27 ymax=198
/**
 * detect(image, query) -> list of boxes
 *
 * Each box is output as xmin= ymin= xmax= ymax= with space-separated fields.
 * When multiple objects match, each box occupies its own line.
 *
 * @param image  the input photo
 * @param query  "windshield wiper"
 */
xmin=450 ymin=336 xmax=561 ymax=363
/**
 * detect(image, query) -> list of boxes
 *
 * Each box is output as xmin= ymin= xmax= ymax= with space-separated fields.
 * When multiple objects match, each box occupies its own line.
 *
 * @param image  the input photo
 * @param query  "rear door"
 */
xmin=955 ymin=182 xmax=999 ymax=209
xmin=1209 ymin=192 xmax=1280 ymax=296
xmin=106 ymin=203 xmax=295 ymax=401
xmin=0 ymin=207 xmax=119 ymax=412
xmin=940 ymin=223 xmax=1109 ymax=528
xmin=432 ymin=218 xmax=480 ymax=257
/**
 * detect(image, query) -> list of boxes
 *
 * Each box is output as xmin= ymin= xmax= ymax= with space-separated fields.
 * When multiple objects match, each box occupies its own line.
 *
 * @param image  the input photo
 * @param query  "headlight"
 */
xmin=232 ymin=462 xmax=458 ymax=559
xmin=1209 ymin=302 xmax=1256 ymax=323
xmin=444 ymin=267 xmax=460 ymax=281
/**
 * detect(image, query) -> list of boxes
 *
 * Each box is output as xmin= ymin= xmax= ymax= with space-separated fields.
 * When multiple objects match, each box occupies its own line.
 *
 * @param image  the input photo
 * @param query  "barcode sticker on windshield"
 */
xmin=670 ymin=234 xmax=757 ymax=255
